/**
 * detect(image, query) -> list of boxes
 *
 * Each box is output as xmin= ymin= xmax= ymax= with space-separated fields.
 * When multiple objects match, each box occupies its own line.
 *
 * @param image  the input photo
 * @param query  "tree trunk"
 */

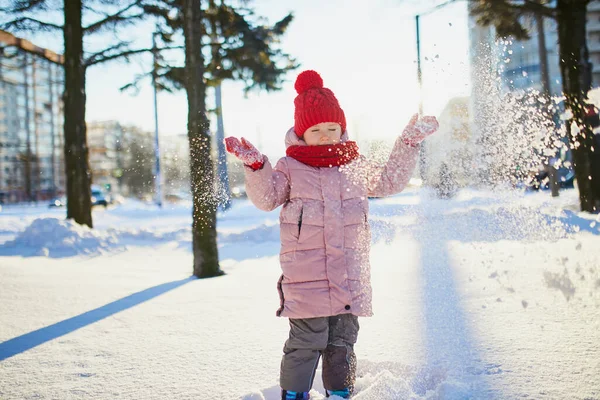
xmin=63 ymin=0 xmax=93 ymax=226
xmin=556 ymin=0 xmax=598 ymax=213
xmin=182 ymin=0 xmax=223 ymax=278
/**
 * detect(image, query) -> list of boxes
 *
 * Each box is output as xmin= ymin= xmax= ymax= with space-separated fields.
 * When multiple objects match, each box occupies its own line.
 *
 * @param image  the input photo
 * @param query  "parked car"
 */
xmin=91 ymin=186 xmax=110 ymax=207
xmin=527 ymin=161 xmax=575 ymax=191
xmin=48 ymin=186 xmax=111 ymax=208
xmin=48 ymin=196 xmax=66 ymax=208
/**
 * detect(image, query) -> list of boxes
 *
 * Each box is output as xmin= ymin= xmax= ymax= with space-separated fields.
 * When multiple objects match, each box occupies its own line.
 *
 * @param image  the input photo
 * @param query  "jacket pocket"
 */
xmin=280 ymin=200 xmax=303 ymax=253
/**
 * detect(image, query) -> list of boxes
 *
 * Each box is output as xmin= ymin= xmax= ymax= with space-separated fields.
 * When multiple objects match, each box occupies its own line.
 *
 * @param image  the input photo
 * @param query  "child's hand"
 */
xmin=224 ymin=137 xmax=265 ymax=170
xmin=400 ymin=113 xmax=439 ymax=147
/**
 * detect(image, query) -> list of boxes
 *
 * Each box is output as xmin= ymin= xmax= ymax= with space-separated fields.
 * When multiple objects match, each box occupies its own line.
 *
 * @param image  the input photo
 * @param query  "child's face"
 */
xmin=303 ymin=122 xmax=342 ymax=146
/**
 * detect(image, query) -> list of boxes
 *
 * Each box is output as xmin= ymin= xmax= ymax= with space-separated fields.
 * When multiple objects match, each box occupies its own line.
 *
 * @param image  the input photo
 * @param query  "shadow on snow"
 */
xmin=0 ymin=277 xmax=195 ymax=361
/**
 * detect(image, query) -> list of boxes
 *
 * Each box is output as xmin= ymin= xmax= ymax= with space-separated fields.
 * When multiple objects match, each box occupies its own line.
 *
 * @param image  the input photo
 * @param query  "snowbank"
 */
xmin=0 ymin=218 xmax=119 ymax=257
xmin=1 ymin=189 xmax=598 ymax=260
xmin=0 ymin=218 xmax=279 ymax=259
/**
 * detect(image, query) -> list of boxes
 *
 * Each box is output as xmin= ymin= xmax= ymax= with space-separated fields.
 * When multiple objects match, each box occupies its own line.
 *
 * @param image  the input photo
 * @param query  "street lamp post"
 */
xmin=416 ymin=14 xmax=427 ymax=181
xmin=214 ymin=82 xmax=232 ymax=211
xmin=416 ymin=14 xmax=424 ymax=117
xmin=151 ymin=29 xmax=163 ymax=208
xmin=414 ymin=0 xmax=457 ymax=182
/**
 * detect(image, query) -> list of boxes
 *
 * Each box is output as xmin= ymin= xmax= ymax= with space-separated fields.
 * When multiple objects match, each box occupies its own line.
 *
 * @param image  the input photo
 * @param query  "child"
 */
xmin=225 ymin=70 xmax=438 ymax=399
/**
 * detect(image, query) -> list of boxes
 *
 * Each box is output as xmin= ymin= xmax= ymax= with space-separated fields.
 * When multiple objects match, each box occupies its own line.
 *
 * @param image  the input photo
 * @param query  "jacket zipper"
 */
xmin=298 ymin=208 xmax=303 ymax=237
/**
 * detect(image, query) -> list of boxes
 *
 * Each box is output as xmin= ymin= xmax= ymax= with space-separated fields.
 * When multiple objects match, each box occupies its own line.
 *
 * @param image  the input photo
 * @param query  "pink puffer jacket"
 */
xmin=244 ymin=128 xmax=419 ymax=319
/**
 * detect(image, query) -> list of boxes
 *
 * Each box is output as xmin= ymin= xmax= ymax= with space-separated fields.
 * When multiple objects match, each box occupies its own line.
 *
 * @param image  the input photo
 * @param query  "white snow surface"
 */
xmin=0 ymin=188 xmax=599 ymax=399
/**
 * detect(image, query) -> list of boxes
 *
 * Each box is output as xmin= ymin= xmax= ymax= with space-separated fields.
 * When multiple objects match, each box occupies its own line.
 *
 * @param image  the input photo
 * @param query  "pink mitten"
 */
xmin=401 ymin=113 xmax=439 ymax=147
xmin=224 ymin=137 xmax=264 ymax=170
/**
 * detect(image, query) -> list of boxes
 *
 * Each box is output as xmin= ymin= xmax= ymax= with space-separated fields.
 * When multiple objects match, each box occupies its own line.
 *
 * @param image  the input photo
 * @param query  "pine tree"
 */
xmin=128 ymin=0 xmax=297 ymax=278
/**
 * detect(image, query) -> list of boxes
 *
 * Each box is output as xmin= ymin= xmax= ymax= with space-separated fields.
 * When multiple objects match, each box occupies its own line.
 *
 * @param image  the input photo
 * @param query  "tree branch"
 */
xmin=84 ymin=42 xmax=130 ymax=66
xmin=502 ymin=0 xmax=557 ymax=19
xmin=3 ymin=0 xmax=48 ymax=14
xmin=84 ymin=44 xmax=184 ymax=67
xmin=1 ymin=17 xmax=62 ymax=32
xmin=83 ymin=1 xmax=145 ymax=34
xmin=119 ymin=71 xmax=150 ymax=94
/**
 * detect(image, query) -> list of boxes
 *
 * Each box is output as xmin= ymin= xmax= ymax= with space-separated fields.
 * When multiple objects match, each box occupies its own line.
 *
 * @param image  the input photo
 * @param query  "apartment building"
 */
xmin=0 ymin=30 xmax=64 ymax=203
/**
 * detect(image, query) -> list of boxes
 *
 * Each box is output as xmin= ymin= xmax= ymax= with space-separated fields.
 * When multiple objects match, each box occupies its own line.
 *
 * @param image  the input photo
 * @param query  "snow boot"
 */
xmin=281 ymin=390 xmax=310 ymax=400
xmin=325 ymin=388 xmax=351 ymax=398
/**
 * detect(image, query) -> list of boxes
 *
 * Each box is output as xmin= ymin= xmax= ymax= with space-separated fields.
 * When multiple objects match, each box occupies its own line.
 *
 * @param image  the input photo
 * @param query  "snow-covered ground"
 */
xmin=0 ymin=187 xmax=599 ymax=399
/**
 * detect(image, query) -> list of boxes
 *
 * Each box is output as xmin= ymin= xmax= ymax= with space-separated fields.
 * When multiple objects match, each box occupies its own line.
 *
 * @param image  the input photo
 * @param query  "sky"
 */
xmin=8 ymin=0 xmax=472 ymax=158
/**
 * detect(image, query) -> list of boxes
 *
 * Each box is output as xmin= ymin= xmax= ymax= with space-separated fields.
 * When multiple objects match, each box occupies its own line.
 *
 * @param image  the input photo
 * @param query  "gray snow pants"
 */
xmin=280 ymin=314 xmax=359 ymax=393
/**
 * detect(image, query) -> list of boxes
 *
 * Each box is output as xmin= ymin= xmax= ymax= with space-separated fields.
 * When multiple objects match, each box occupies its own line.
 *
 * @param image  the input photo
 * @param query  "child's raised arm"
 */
xmin=225 ymin=137 xmax=290 ymax=211
xmin=367 ymin=114 xmax=438 ymax=197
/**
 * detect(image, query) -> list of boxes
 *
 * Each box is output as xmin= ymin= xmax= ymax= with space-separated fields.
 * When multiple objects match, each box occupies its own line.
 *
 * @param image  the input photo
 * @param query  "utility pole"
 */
xmin=208 ymin=0 xmax=231 ymax=211
xmin=416 ymin=14 xmax=423 ymax=117
xmin=151 ymin=29 xmax=163 ymax=208
xmin=214 ymin=82 xmax=231 ymax=211
xmin=414 ymin=0 xmax=456 ymax=182
xmin=416 ymin=14 xmax=428 ymax=182
xmin=414 ymin=0 xmax=457 ymax=113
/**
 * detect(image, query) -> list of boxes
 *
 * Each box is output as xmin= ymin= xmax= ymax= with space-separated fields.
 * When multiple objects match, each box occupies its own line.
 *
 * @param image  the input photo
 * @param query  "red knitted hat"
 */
xmin=293 ymin=70 xmax=346 ymax=137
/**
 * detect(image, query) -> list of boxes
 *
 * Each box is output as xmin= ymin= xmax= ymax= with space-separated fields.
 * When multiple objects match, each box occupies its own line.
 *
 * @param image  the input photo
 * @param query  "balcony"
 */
xmin=588 ymin=20 xmax=600 ymax=33
xmin=589 ymin=42 xmax=600 ymax=53
xmin=590 ymin=1 xmax=600 ymax=12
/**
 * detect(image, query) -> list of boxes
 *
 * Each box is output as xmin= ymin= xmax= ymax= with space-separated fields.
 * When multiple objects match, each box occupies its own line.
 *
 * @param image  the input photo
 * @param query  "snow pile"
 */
xmin=414 ymin=200 xmax=600 ymax=244
xmin=2 ymin=190 xmax=597 ymax=260
xmin=351 ymin=362 xmax=449 ymax=400
xmin=219 ymin=223 xmax=280 ymax=243
xmin=0 ymin=218 xmax=119 ymax=258
xmin=242 ymin=361 xmax=478 ymax=400
xmin=464 ymin=205 xmax=577 ymax=241
xmin=108 ymin=227 xmax=190 ymax=243
xmin=0 ymin=217 xmax=282 ymax=259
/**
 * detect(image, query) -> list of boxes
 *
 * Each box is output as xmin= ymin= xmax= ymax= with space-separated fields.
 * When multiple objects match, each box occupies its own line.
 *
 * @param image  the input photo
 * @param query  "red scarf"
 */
xmin=286 ymin=141 xmax=360 ymax=168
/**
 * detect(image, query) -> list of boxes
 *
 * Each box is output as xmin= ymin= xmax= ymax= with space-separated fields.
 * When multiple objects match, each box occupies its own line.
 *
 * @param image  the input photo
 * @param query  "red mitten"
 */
xmin=401 ymin=113 xmax=439 ymax=147
xmin=224 ymin=137 xmax=264 ymax=170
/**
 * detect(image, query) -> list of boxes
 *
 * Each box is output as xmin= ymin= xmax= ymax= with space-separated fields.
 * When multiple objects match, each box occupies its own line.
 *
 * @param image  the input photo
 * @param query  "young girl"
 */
xmin=225 ymin=70 xmax=438 ymax=399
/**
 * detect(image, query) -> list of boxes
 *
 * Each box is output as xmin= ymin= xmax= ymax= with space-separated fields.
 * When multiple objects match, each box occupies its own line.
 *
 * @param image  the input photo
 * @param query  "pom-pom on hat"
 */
xmin=293 ymin=70 xmax=346 ymax=137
